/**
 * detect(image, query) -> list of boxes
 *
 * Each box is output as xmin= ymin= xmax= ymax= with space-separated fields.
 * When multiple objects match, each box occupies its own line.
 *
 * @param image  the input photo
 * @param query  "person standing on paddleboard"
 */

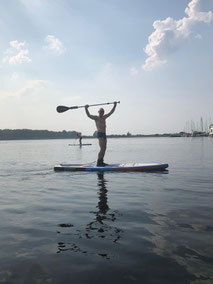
xmin=85 ymin=102 xmax=117 ymax=167
xmin=77 ymin=132 xmax=82 ymax=146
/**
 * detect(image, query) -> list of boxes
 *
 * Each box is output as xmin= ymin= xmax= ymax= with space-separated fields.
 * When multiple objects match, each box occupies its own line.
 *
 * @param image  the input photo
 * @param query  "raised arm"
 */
xmin=85 ymin=105 xmax=97 ymax=120
xmin=104 ymin=102 xmax=117 ymax=119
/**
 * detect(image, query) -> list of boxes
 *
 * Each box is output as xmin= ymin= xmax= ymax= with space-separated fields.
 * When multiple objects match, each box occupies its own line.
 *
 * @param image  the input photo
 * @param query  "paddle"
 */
xmin=56 ymin=101 xmax=120 ymax=113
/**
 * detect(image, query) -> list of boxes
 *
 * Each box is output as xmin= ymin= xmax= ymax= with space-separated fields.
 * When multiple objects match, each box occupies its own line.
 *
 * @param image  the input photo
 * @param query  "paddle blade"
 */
xmin=56 ymin=105 xmax=70 ymax=113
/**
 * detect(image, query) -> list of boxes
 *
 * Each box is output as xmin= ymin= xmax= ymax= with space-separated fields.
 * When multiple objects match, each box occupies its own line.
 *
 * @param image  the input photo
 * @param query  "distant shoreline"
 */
xmin=0 ymin=128 xmax=201 ymax=140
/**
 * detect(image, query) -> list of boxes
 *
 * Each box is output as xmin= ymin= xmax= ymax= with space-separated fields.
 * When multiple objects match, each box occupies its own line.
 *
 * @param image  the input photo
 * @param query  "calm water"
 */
xmin=0 ymin=137 xmax=213 ymax=284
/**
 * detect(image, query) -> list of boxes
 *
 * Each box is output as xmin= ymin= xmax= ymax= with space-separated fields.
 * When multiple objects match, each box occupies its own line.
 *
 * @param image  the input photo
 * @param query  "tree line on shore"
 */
xmin=0 ymin=129 xmax=78 ymax=140
xmin=0 ymin=129 xmax=184 ymax=140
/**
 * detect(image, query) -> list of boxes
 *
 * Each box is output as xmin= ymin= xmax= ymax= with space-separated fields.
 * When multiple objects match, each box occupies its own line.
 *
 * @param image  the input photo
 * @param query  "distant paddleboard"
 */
xmin=54 ymin=162 xmax=169 ymax=172
xmin=68 ymin=144 xmax=92 ymax=146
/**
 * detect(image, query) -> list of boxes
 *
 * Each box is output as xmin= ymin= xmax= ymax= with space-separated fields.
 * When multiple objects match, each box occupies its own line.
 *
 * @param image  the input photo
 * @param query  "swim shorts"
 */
xmin=96 ymin=132 xmax=107 ymax=139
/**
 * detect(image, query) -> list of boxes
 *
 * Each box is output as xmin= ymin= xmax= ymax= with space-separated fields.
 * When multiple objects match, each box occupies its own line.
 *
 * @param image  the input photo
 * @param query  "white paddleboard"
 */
xmin=54 ymin=162 xmax=169 ymax=172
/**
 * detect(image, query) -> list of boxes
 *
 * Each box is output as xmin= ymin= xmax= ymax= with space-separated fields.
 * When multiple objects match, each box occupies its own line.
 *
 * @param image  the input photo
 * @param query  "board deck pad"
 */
xmin=54 ymin=162 xmax=169 ymax=172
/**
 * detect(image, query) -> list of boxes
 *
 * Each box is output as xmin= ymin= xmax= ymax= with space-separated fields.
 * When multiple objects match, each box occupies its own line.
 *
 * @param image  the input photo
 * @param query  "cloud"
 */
xmin=130 ymin=67 xmax=139 ymax=76
xmin=15 ymin=80 xmax=47 ymax=97
xmin=9 ymin=40 xmax=26 ymax=50
xmin=143 ymin=0 xmax=213 ymax=71
xmin=44 ymin=35 xmax=65 ymax=54
xmin=3 ymin=40 xmax=31 ymax=65
xmin=4 ymin=49 xmax=31 ymax=65
xmin=1 ymin=80 xmax=48 ymax=99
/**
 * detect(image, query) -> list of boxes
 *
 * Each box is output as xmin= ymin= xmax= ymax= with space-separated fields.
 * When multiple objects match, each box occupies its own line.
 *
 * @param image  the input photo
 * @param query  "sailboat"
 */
xmin=191 ymin=117 xmax=208 ymax=137
xmin=209 ymin=124 xmax=213 ymax=137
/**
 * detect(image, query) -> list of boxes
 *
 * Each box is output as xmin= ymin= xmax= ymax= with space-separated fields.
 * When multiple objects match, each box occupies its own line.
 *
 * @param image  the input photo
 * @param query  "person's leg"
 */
xmin=98 ymin=138 xmax=106 ymax=159
xmin=97 ymin=138 xmax=107 ymax=166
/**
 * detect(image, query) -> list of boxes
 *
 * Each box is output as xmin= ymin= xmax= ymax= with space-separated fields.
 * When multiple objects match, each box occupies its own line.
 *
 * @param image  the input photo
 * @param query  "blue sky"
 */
xmin=0 ymin=0 xmax=212 ymax=135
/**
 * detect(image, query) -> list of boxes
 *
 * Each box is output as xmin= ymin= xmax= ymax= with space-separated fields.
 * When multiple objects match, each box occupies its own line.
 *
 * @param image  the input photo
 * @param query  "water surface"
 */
xmin=0 ymin=137 xmax=213 ymax=283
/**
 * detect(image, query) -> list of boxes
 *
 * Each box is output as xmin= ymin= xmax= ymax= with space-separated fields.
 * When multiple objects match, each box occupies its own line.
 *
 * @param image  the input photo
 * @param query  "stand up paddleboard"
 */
xmin=54 ymin=162 xmax=168 ymax=172
xmin=68 ymin=144 xmax=92 ymax=146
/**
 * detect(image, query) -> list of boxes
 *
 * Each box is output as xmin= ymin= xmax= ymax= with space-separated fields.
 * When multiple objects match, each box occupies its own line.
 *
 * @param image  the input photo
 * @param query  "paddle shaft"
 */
xmin=57 ymin=101 xmax=120 ymax=113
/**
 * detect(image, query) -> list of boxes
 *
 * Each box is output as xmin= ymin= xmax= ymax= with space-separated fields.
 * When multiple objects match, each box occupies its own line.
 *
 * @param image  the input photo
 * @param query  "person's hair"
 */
xmin=99 ymin=108 xmax=104 ymax=113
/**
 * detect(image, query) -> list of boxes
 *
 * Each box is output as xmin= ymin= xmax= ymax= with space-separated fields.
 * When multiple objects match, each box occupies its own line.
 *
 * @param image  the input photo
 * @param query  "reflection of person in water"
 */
xmin=97 ymin=172 xmax=109 ymax=215
xmin=86 ymin=172 xmax=109 ymax=230
xmin=86 ymin=172 xmax=122 ymax=246
xmin=57 ymin=172 xmax=122 ymax=258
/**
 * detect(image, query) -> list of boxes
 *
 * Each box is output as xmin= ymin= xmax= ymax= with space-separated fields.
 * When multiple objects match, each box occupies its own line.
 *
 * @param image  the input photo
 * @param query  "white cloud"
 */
xmin=130 ymin=67 xmax=139 ymax=76
xmin=3 ymin=40 xmax=31 ymax=65
xmin=9 ymin=40 xmax=26 ymax=50
xmin=44 ymin=35 xmax=65 ymax=54
xmin=16 ymin=80 xmax=47 ymax=97
xmin=4 ymin=49 xmax=31 ymax=65
xmin=143 ymin=0 xmax=213 ymax=71
xmin=1 ymin=80 xmax=48 ymax=99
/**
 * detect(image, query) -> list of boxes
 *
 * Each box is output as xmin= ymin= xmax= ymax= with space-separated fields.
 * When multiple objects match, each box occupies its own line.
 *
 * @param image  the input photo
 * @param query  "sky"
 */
xmin=0 ymin=0 xmax=213 ymax=135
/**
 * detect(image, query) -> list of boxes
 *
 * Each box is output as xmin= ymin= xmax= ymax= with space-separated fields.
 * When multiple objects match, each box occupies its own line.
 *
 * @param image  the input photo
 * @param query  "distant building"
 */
xmin=209 ymin=124 xmax=213 ymax=137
